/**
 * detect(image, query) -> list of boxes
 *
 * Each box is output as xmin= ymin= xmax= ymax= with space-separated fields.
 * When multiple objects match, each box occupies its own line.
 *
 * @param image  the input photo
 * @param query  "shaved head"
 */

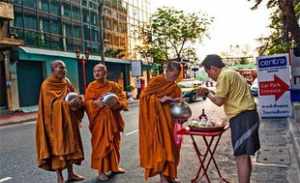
xmin=51 ymin=60 xmax=65 ymax=72
xmin=164 ymin=61 xmax=181 ymax=82
xmin=94 ymin=63 xmax=107 ymax=71
xmin=93 ymin=63 xmax=107 ymax=81
xmin=51 ymin=60 xmax=66 ymax=80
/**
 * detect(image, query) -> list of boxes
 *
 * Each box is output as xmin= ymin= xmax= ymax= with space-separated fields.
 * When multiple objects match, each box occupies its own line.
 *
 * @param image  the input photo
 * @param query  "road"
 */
xmin=0 ymin=99 xmax=299 ymax=183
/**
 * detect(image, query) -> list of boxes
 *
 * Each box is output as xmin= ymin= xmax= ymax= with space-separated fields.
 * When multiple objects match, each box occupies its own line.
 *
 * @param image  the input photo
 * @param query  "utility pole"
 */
xmin=99 ymin=0 xmax=105 ymax=64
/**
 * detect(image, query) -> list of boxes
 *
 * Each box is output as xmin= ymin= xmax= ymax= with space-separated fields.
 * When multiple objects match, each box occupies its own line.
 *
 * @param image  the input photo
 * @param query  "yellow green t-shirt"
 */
xmin=215 ymin=68 xmax=256 ymax=119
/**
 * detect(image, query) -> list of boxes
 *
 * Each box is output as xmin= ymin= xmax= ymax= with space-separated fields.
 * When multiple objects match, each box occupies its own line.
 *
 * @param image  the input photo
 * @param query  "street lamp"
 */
xmin=76 ymin=48 xmax=89 ymax=93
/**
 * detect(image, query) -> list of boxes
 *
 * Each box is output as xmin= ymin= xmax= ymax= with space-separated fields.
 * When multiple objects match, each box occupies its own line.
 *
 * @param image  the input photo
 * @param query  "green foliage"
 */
xmin=136 ymin=7 xmax=213 ymax=63
xmin=249 ymin=0 xmax=300 ymax=55
xmin=104 ymin=48 xmax=125 ymax=58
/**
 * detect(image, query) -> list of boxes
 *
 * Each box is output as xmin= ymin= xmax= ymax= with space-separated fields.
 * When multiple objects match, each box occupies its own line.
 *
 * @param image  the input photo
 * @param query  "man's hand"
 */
xmin=197 ymin=87 xmax=209 ymax=96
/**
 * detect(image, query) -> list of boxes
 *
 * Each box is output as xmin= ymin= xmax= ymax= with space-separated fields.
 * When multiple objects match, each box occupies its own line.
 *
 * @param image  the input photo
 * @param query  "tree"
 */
xmin=104 ymin=48 xmax=125 ymax=58
xmin=137 ymin=7 xmax=213 ymax=64
xmin=249 ymin=0 xmax=300 ymax=55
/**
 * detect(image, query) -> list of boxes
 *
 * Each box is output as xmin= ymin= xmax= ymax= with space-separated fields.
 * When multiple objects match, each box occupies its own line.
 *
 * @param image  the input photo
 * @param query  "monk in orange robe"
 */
xmin=36 ymin=60 xmax=85 ymax=183
xmin=85 ymin=64 xmax=128 ymax=181
xmin=139 ymin=61 xmax=182 ymax=183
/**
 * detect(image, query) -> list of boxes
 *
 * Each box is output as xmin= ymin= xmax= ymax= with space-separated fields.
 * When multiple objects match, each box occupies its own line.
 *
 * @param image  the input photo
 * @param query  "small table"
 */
xmin=177 ymin=125 xmax=230 ymax=183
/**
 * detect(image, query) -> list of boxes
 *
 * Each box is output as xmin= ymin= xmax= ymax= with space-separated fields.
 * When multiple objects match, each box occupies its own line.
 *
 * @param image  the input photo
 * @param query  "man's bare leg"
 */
xmin=56 ymin=170 xmax=64 ymax=183
xmin=236 ymin=155 xmax=251 ymax=183
xmin=67 ymin=164 xmax=85 ymax=181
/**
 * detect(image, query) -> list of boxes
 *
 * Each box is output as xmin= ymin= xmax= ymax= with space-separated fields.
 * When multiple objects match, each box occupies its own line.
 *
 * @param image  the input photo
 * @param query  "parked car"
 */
xmin=177 ymin=79 xmax=206 ymax=103
xmin=250 ymin=78 xmax=258 ymax=96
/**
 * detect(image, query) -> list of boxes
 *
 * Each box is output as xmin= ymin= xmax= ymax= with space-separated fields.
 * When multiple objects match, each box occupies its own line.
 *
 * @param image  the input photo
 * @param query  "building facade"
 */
xmin=10 ymin=0 xmax=100 ymax=54
xmin=103 ymin=0 xmax=128 ymax=58
xmin=1 ymin=0 xmax=131 ymax=112
xmin=124 ymin=0 xmax=150 ymax=59
xmin=0 ymin=1 xmax=23 ymax=112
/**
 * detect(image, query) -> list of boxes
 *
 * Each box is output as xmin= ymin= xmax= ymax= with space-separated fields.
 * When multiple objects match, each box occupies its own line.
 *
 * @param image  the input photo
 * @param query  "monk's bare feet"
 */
xmin=160 ymin=175 xmax=169 ymax=183
xmin=97 ymin=173 xmax=109 ymax=181
xmin=57 ymin=176 xmax=64 ymax=183
xmin=169 ymin=178 xmax=181 ymax=183
xmin=112 ymin=167 xmax=126 ymax=174
xmin=57 ymin=170 xmax=64 ymax=183
xmin=67 ymin=173 xmax=85 ymax=182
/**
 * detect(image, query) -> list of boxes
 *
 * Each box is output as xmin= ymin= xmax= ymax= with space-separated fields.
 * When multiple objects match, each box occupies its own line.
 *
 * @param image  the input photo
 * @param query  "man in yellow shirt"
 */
xmin=197 ymin=54 xmax=260 ymax=183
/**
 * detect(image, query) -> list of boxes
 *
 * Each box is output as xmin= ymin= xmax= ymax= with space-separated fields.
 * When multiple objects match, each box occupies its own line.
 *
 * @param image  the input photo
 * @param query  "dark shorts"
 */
xmin=229 ymin=110 xmax=260 ymax=156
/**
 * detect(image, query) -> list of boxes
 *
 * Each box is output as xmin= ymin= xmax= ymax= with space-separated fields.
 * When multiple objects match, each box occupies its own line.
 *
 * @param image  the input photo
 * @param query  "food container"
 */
xmin=101 ymin=92 xmax=118 ymax=106
xmin=170 ymin=101 xmax=192 ymax=120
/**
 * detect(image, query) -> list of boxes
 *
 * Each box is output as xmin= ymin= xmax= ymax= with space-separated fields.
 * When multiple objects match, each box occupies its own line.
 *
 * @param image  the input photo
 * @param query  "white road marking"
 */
xmin=125 ymin=129 xmax=138 ymax=136
xmin=253 ymin=162 xmax=288 ymax=168
xmin=0 ymin=177 xmax=12 ymax=183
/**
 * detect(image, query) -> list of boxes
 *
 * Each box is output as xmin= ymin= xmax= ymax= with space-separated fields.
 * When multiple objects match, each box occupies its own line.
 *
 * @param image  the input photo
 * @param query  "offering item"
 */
xmin=65 ymin=92 xmax=83 ymax=111
xmin=170 ymin=101 xmax=192 ymax=120
xmin=101 ymin=92 xmax=118 ymax=106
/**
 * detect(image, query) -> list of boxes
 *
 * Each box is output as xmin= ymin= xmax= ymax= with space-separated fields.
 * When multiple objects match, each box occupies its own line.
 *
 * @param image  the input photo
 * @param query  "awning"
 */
xmin=18 ymin=46 xmax=131 ymax=64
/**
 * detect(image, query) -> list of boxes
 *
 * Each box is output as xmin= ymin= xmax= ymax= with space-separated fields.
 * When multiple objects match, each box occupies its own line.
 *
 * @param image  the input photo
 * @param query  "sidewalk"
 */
xmin=0 ymin=99 xmax=139 ymax=127
xmin=252 ymin=118 xmax=300 ymax=183
xmin=0 ymin=111 xmax=36 ymax=126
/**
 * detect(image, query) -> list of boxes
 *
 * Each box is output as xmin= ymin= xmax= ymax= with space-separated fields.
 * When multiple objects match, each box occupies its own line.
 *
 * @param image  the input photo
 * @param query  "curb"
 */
xmin=0 ymin=101 xmax=139 ymax=127
xmin=288 ymin=118 xmax=300 ymax=172
xmin=0 ymin=117 xmax=36 ymax=127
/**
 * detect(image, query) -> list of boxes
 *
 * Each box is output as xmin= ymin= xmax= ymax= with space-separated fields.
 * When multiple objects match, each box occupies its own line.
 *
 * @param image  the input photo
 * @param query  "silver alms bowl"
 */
xmin=170 ymin=101 xmax=192 ymax=119
xmin=65 ymin=92 xmax=79 ymax=102
xmin=101 ymin=92 xmax=118 ymax=106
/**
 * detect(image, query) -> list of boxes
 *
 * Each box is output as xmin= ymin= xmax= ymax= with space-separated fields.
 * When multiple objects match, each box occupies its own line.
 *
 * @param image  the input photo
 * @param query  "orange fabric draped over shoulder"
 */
xmin=35 ymin=76 xmax=84 ymax=171
xmin=139 ymin=75 xmax=181 ymax=180
xmin=84 ymin=80 xmax=128 ymax=172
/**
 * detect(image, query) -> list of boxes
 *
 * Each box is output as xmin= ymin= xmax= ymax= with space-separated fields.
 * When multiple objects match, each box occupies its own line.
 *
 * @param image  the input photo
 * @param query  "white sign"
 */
xmin=257 ymin=54 xmax=292 ymax=118
xmin=131 ymin=61 xmax=142 ymax=77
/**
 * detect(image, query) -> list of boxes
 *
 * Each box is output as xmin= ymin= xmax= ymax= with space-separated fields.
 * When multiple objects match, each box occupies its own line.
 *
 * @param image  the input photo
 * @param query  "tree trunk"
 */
xmin=278 ymin=0 xmax=300 ymax=46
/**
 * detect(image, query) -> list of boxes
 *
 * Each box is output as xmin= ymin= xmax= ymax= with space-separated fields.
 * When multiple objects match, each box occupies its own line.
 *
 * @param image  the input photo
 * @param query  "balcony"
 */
xmin=0 ymin=2 xmax=14 ymax=20
xmin=0 ymin=36 xmax=23 ymax=49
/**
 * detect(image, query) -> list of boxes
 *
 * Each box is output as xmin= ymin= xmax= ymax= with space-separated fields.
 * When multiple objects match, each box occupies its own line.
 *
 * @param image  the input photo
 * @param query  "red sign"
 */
xmin=259 ymin=75 xmax=289 ymax=101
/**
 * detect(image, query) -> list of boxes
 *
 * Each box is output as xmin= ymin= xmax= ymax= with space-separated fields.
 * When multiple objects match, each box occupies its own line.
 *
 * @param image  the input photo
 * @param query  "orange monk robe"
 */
xmin=84 ymin=80 xmax=128 ymax=172
xmin=139 ymin=75 xmax=182 ymax=180
xmin=36 ymin=76 xmax=84 ymax=171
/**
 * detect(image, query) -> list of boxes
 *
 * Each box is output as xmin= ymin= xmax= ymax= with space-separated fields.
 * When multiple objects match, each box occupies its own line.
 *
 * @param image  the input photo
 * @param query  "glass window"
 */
xmin=23 ymin=30 xmax=37 ymax=46
xmin=23 ymin=15 xmax=37 ymax=30
xmin=83 ymin=10 xmax=89 ymax=23
xmin=84 ymin=25 xmax=90 ymax=40
xmin=91 ymin=29 xmax=98 ymax=41
xmin=49 ymin=0 xmax=60 ymax=16
xmin=40 ymin=0 xmax=49 ymax=12
xmin=66 ymin=38 xmax=74 ymax=52
xmin=13 ymin=12 xmax=23 ymax=27
xmin=23 ymin=0 xmax=37 ymax=9
xmin=90 ymin=12 xmax=97 ymax=25
xmin=73 ymin=25 xmax=81 ymax=38
xmin=41 ymin=18 xmax=50 ymax=32
xmin=63 ymin=3 xmax=72 ymax=17
xmin=49 ymin=19 xmax=61 ymax=34
xmin=12 ymin=0 xmax=22 ymax=5
xmin=72 ymin=6 xmax=81 ymax=20
xmin=82 ymin=0 xmax=87 ymax=7
xmin=65 ymin=24 xmax=73 ymax=38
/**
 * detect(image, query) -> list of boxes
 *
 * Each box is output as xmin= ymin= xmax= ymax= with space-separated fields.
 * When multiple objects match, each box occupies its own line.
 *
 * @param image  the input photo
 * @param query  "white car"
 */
xmin=250 ymin=78 xmax=258 ymax=96
xmin=177 ymin=79 xmax=205 ymax=102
